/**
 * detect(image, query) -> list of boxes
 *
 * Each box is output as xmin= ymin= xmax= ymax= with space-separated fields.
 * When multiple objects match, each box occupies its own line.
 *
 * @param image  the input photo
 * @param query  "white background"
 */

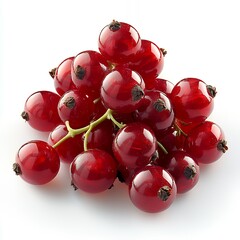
xmin=1 ymin=0 xmax=240 ymax=239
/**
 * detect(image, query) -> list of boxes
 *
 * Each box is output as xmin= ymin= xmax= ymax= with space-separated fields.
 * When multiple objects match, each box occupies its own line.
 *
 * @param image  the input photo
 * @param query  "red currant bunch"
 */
xmin=13 ymin=20 xmax=228 ymax=213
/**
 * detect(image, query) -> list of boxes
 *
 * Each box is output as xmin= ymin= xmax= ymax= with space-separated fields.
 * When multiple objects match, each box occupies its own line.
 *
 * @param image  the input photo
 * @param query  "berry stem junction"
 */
xmin=52 ymin=108 xmax=125 ymax=151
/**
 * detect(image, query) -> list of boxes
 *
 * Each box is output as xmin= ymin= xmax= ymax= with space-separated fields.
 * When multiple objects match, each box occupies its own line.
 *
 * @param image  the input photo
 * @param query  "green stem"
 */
xmin=174 ymin=121 xmax=187 ymax=137
xmin=108 ymin=114 xmax=125 ymax=129
xmin=157 ymin=141 xmax=168 ymax=155
xmin=83 ymin=124 xmax=93 ymax=151
xmin=52 ymin=108 xmax=124 ymax=151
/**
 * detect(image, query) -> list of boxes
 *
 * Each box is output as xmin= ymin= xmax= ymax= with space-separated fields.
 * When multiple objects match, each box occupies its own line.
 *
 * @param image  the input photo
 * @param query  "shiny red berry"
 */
xmin=57 ymin=89 xmax=95 ymax=128
xmin=48 ymin=124 xmax=84 ymax=164
xmin=128 ymin=39 xmax=165 ymax=82
xmin=185 ymin=121 xmax=228 ymax=164
xmin=164 ymin=150 xmax=200 ymax=193
xmin=86 ymin=120 xmax=114 ymax=154
xmin=71 ymin=50 xmax=108 ymax=98
xmin=98 ymin=20 xmax=141 ymax=64
xmin=50 ymin=57 xmax=76 ymax=96
xmin=21 ymin=91 xmax=62 ymax=132
xmin=13 ymin=140 xmax=60 ymax=185
xmin=101 ymin=67 xmax=145 ymax=113
xmin=146 ymin=78 xmax=174 ymax=98
xmin=129 ymin=165 xmax=177 ymax=213
xmin=112 ymin=122 xmax=157 ymax=169
xmin=70 ymin=149 xmax=117 ymax=193
xmin=170 ymin=78 xmax=216 ymax=124
xmin=135 ymin=89 xmax=174 ymax=135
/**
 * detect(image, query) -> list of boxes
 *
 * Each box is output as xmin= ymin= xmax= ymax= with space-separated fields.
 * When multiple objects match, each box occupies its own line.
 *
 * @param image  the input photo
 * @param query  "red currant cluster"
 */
xmin=13 ymin=20 xmax=228 ymax=213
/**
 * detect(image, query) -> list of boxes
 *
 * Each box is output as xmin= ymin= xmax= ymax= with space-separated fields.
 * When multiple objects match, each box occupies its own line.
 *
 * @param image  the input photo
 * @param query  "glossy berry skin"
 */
xmin=48 ymin=125 xmax=84 ymax=164
xmin=129 ymin=165 xmax=177 ymax=213
xmin=170 ymin=78 xmax=216 ymax=124
xmin=22 ymin=91 xmax=62 ymax=132
xmin=98 ymin=20 xmax=141 ymax=64
xmin=153 ymin=128 xmax=180 ymax=166
xmin=146 ymin=78 xmax=174 ymax=98
xmin=51 ymin=57 xmax=76 ymax=96
xmin=128 ymin=40 xmax=165 ymax=82
xmin=163 ymin=150 xmax=200 ymax=193
xmin=71 ymin=50 xmax=108 ymax=99
xmin=185 ymin=121 xmax=228 ymax=164
xmin=70 ymin=149 xmax=117 ymax=193
xmin=135 ymin=90 xmax=174 ymax=135
xmin=57 ymin=89 xmax=95 ymax=128
xmin=112 ymin=122 xmax=157 ymax=170
xmin=101 ymin=67 xmax=145 ymax=113
xmin=87 ymin=120 xmax=114 ymax=153
xmin=13 ymin=140 xmax=60 ymax=185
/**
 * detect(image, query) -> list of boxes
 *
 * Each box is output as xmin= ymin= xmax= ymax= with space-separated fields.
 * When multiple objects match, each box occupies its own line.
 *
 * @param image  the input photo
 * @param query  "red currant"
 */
xmin=129 ymin=165 xmax=177 ymax=213
xmin=127 ymin=39 xmax=165 ymax=82
xmin=50 ymin=57 xmax=76 ymax=96
xmin=48 ymin=124 xmax=84 ymax=164
xmin=135 ymin=89 xmax=174 ymax=135
xmin=146 ymin=78 xmax=174 ymax=98
xmin=163 ymin=150 xmax=200 ymax=193
xmin=112 ymin=122 xmax=157 ymax=169
xmin=57 ymin=89 xmax=95 ymax=128
xmin=86 ymin=120 xmax=114 ymax=154
xmin=185 ymin=121 xmax=228 ymax=164
xmin=13 ymin=140 xmax=60 ymax=185
xmin=21 ymin=91 xmax=62 ymax=132
xmin=170 ymin=78 xmax=216 ymax=124
xmin=71 ymin=50 xmax=108 ymax=99
xmin=70 ymin=149 xmax=117 ymax=193
xmin=98 ymin=20 xmax=141 ymax=64
xmin=101 ymin=66 xmax=145 ymax=113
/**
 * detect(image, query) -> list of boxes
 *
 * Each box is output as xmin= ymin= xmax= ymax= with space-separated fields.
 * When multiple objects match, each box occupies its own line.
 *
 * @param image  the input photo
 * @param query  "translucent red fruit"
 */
xmin=185 ymin=121 xmax=228 ymax=164
xmin=13 ymin=140 xmax=60 ymax=185
xmin=71 ymin=50 xmax=108 ymax=99
xmin=50 ymin=56 xmax=76 ymax=96
xmin=170 ymin=78 xmax=216 ymax=124
xmin=98 ymin=20 xmax=141 ymax=64
xmin=57 ymin=89 xmax=95 ymax=128
xmin=112 ymin=122 xmax=157 ymax=170
xmin=48 ymin=125 xmax=84 ymax=164
xmin=127 ymin=39 xmax=165 ymax=82
xmin=129 ymin=165 xmax=177 ymax=213
xmin=163 ymin=150 xmax=200 ymax=193
xmin=145 ymin=78 xmax=174 ymax=98
xmin=70 ymin=149 xmax=117 ymax=193
xmin=86 ymin=120 xmax=114 ymax=153
xmin=21 ymin=91 xmax=62 ymax=132
xmin=135 ymin=89 xmax=174 ymax=135
xmin=101 ymin=66 xmax=145 ymax=113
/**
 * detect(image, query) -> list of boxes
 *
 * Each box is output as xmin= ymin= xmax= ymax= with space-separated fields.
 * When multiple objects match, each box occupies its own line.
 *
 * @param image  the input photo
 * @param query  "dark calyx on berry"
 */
xmin=75 ymin=65 xmax=86 ymax=80
xmin=71 ymin=181 xmax=78 ymax=191
xmin=116 ymin=171 xmax=125 ymax=183
xmin=160 ymin=48 xmax=167 ymax=57
xmin=64 ymin=96 xmax=76 ymax=109
xmin=217 ymin=139 xmax=228 ymax=153
xmin=13 ymin=163 xmax=22 ymax=175
xmin=206 ymin=85 xmax=217 ymax=98
xmin=21 ymin=111 xmax=29 ymax=121
xmin=131 ymin=85 xmax=144 ymax=102
xmin=109 ymin=20 xmax=121 ymax=31
xmin=184 ymin=165 xmax=197 ymax=180
xmin=153 ymin=99 xmax=166 ymax=112
xmin=49 ymin=68 xmax=56 ymax=78
xmin=158 ymin=185 xmax=171 ymax=201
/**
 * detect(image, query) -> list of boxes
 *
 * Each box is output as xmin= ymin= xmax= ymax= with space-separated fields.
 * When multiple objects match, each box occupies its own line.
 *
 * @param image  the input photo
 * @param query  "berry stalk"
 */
xmin=52 ymin=108 xmax=125 ymax=150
